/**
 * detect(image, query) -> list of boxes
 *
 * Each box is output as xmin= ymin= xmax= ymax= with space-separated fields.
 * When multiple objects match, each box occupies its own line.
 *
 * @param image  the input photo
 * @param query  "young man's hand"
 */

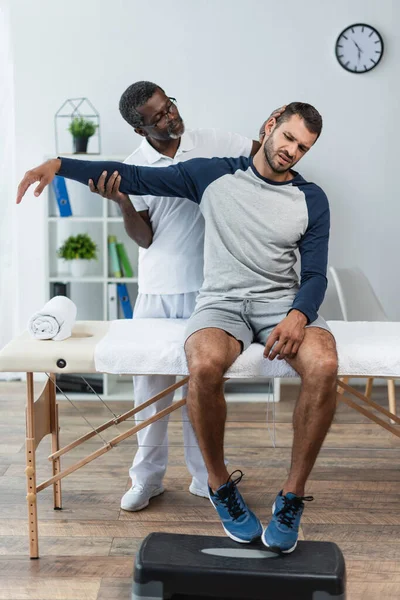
xmin=264 ymin=309 xmax=307 ymax=361
xmin=16 ymin=158 xmax=61 ymax=204
xmin=88 ymin=170 xmax=129 ymax=205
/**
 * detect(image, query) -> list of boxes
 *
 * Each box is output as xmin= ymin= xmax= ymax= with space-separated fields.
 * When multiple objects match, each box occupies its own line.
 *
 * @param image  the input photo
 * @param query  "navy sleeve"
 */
xmin=291 ymin=185 xmax=330 ymax=323
xmin=58 ymin=157 xmax=201 ymax=203
xmin=58 ymin=156 xmax=248 ymax=205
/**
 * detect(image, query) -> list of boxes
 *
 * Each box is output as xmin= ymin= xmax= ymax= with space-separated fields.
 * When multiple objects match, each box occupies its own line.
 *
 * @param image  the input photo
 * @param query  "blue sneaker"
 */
xmin=209 ymin=471 xmax=262 ymax=544
xmin=262 ymin=491 xmax=314 ymax=553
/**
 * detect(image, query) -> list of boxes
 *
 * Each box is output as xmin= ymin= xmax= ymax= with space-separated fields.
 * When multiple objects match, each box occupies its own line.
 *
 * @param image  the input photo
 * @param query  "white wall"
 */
xmin=0 ymin=2 xmax=18 ymax=353
xmin=8 ymin=0 xmax=400 ymax=337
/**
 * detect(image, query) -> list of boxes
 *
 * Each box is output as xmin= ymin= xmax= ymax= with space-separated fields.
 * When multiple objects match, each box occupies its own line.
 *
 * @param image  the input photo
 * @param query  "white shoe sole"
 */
xmin=189 ymin=483 xmax=209 ymax=498
xmin=261 ymin=501 xmax=297 ymax=554
xmin=209 ymin=494 xmax=262 ymax=544
xmin=120 ymin=487 xmax=164 ymax=512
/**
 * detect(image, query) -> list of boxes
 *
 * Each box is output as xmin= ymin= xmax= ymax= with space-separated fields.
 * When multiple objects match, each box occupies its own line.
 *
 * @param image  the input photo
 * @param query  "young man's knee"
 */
xmin=300 ymin=333 xmax=338 ymax=381
xmin=315 ymin=352 xmax=338 ymax=378
xmin=189 ymin=356 xmax=226 ymax=386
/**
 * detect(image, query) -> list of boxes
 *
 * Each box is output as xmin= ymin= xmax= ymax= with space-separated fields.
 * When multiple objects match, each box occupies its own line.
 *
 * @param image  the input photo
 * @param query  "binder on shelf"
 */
xmin=52 ymin=176 xmax=72 ymax=217
xmin=108 ymin=235 xmax=122 ymax=277
xmin=51 ymin=281 xmax=70 ymax=298
xmin=116 ymin=242 xmax=134 ymax=278
xmin=107 ymin=282 xmax=118 ymax=320
xmin=117 ymin=283 xmax=133 ymax=319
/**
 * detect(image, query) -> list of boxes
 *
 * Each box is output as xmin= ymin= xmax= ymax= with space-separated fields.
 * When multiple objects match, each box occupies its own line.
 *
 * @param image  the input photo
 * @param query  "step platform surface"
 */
xmin=133 ymin=533 xmax=346 ymax=600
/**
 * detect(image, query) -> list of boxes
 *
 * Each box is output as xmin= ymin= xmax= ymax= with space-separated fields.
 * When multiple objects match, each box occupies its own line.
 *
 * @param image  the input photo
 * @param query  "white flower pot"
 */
xmin=70 ymin=259 xmax=91 ymax=278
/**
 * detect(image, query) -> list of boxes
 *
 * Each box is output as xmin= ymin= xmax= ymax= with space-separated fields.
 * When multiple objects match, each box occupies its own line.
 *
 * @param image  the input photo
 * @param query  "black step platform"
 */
xmin=133 ymin=533 xmax=346 ymax=600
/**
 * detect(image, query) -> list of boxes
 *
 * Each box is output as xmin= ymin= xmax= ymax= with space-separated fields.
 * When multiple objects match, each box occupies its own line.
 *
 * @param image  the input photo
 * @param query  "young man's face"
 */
xmin=263 ymin=114 xmax=318 ymax=173
xmin=135 ymin=89 xmax=185 ymax=141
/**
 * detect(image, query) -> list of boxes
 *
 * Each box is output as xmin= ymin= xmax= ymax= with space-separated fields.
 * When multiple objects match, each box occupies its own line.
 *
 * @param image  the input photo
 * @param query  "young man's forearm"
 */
xmin=57 ymin=156 xmax=197 ymax=202
xmin=52 ymin=158 xmax=153 ymax=248
xmin=117 ymin=196 xmax=153 ymax=248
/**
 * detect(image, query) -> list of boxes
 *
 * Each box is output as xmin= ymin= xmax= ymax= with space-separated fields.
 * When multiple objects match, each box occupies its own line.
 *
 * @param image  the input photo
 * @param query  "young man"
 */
xmin=17 ymin=102 xmax=337 ymax=554
xmin=85 ymin=81 xmax=263 ymax=512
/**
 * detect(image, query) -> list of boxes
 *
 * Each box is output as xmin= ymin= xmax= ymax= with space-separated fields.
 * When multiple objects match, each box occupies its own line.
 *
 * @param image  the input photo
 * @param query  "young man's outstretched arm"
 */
xmin=16 ymin=156 xmax=202 ymax=205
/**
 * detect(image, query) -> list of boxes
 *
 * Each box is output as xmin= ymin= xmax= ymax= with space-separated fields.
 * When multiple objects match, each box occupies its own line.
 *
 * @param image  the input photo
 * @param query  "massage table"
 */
xmin=0 ymin=318 xmax=399 ymax=558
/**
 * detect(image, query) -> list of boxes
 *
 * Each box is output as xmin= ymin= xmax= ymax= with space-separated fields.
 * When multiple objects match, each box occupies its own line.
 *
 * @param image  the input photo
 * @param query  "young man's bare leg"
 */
xmin=263 ymin=327 xmax=338 ymax=553
xmin=284 ymin=328 xmax=338 ymax=497
xmin=184 ymin=327 xmax=263 ymax=543
xmin=184 ymin=327 xmax=240 ymax=491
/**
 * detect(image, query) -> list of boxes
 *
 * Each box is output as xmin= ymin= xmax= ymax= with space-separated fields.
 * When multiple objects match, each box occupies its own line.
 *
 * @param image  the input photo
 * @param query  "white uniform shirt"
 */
xmin=124 ymin=128 xmax=252 ymax=295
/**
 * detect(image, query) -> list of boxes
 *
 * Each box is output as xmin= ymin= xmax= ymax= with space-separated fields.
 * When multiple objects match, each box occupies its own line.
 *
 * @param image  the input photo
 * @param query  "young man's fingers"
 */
xmin=16 ymin=171 xmax=41 ymax=203
xmin=289 ymin=342 xmax=300 ymax=359
xmin=268 ymin=339 xmax=286 ymax=361
xmin=264 ymin=331 xmax=279 ymax=358
xmin=16 ymin=178 xmax=32 ymax=204
xmin=278 ymin=340 xmax=293 ymax=360
xmin=34 ymin=178 xmax=49 ymax=197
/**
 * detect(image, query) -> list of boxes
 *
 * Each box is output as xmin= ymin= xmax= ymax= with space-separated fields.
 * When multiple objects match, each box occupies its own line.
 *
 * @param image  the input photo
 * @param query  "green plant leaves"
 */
xmin=57 ymin=233 xmax=98 ymax=260
xmin=68 ymin=117 xmax=97 ymax=138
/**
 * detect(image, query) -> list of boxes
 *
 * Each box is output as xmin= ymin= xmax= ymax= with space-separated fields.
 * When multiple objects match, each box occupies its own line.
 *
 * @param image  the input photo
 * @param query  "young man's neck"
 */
xmin=146 ymin=136 xmax=181 ymax=159
xmin=252 ymin=149 xmax=294 ymax=183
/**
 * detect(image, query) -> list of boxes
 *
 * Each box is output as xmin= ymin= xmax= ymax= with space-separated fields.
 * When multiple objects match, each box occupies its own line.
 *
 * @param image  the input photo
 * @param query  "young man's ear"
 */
xmin=265 ymin=117 xmax=276 ymax=135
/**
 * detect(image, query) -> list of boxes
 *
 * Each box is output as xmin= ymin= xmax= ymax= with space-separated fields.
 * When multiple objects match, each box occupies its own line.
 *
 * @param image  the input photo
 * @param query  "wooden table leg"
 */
xmin=49 ymin=374 xmax=62 ymax=509
xmin=26 ymin=373 xmax=39 ymax=559
xmin=388 ymin=379 xmax=397 ymax=425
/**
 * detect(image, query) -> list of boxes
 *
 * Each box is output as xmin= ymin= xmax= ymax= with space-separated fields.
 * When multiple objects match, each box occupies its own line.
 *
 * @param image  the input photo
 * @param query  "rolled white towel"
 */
xmin=28 ymin=296 xmax=77 ymax=341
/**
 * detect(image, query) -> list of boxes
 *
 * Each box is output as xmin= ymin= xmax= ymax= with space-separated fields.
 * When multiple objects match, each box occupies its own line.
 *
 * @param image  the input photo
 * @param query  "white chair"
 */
xmin=329 ymin=266 xmax=396 ymax=419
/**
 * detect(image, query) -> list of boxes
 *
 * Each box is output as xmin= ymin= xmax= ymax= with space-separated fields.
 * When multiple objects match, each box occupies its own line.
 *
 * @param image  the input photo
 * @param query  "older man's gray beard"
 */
xmin=168 ymin=120 xmax=185 ymax=139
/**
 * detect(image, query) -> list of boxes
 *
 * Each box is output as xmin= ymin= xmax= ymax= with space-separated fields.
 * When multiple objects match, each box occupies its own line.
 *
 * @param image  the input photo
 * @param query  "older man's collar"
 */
xmin=140 ymin=130 xmax=195 ymax=164
xmin=139 ymin=138 xmax=164 ymax=165
xmin=178 ymin=129 xmax=195 ymax=153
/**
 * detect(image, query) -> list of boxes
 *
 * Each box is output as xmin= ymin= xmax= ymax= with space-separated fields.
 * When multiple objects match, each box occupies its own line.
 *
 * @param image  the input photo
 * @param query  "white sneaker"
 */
xmin=120 ymin=483 xmax=164 ymax=512
xmin=189 ymin=478 xmax=209 ymax=498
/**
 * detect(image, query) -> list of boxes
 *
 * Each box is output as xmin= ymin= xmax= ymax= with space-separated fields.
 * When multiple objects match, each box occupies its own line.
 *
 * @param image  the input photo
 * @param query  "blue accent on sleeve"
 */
xmin=58 ymin=156 xmax=250 ymax=205
xmin=291 ymin=183 xmax=330 ymax=323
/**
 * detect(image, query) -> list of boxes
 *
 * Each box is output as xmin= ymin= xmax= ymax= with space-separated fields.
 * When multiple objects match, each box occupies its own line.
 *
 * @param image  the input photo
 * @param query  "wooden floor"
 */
xmin=0 ymin=381 xmax=399 ymax=600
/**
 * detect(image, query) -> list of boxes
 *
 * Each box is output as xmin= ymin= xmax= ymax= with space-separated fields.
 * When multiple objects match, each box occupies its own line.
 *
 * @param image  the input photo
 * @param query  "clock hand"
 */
xmin=353 ymin=39 xmax=363 ymax=53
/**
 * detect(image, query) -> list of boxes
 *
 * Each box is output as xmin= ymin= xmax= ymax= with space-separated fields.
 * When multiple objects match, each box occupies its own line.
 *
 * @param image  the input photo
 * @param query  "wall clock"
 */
xmin=335 ymin=23 xmax=384 ymax=74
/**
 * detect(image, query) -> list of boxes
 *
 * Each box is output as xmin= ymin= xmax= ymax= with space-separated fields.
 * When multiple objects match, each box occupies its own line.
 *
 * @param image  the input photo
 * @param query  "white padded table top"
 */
xmin=1 ymin=319 xmax=400 ymax=379
xmin=0 ymin=321 xmax=109 ymax=374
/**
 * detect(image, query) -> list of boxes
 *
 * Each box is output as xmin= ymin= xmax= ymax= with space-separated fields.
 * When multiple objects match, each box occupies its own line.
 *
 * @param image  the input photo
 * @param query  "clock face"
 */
xmin=335 ymin=23 xmax=384 ymax=74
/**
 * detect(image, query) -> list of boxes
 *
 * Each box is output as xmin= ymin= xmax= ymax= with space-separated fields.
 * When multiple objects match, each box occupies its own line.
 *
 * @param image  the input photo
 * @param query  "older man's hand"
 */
xmin=259 ymin=105 xmax=287 ymax=141
xmin=88 ymin=170 xmax=129 ymax=204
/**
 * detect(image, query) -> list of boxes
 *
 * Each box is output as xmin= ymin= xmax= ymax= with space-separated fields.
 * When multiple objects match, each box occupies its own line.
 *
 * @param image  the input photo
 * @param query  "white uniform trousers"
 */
xmin=129 ymin=292 xmax=208 ymax=488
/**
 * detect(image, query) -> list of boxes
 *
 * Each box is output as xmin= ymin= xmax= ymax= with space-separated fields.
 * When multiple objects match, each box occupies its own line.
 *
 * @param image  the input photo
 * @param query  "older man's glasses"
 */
xmin=144 ymin=97 xmax=178 ymax=129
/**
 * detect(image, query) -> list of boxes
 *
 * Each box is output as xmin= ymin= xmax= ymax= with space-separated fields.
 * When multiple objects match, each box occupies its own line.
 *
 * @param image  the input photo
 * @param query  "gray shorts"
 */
xmin=185 ymin=297 xmax=331 ymax=351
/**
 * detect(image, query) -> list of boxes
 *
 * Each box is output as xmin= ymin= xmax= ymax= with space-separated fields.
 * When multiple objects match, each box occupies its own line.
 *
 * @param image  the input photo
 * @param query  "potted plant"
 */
xmin=57 ymin=233 xmax=98 ymax=277
xmin=68 ymin=117 xmax=97 ymax=153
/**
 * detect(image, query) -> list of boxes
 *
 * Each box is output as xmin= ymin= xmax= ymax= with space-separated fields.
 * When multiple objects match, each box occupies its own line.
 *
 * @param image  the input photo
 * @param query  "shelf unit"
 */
xmin=45 ymin=154 xmax=139 ymax=399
